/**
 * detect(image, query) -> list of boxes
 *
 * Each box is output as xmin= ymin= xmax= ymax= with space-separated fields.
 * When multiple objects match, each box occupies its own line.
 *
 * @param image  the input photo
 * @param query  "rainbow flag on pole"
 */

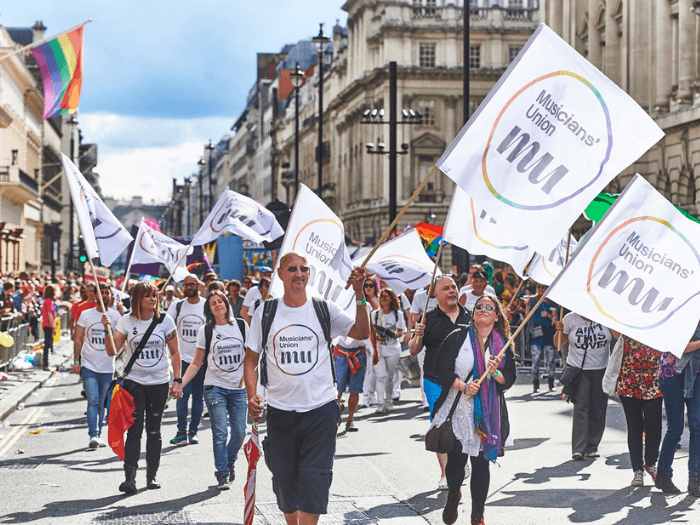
xmin=414 ymin=222 xmax=443 ymax=258
xmin=31 ymin=26 xmax=84 ymax=119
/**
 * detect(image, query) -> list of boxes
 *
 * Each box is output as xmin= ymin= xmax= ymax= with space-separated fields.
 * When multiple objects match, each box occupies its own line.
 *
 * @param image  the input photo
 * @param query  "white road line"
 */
xmin=0 ymin=407 xmax=45 ymax=458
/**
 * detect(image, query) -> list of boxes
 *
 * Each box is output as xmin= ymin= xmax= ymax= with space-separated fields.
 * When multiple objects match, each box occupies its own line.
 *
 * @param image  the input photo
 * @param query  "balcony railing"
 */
xmin=19 ymin=168 xmax=39 ymax=193
xmin=0 ymin=165 xmax=40 ymax=201
xmin=398 ymin=4 xmax=538 ymax=27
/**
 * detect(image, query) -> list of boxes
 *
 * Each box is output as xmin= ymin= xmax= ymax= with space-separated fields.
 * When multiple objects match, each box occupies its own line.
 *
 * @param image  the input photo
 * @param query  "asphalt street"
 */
xmin=0 ymin=367 xmax=698 ymax=525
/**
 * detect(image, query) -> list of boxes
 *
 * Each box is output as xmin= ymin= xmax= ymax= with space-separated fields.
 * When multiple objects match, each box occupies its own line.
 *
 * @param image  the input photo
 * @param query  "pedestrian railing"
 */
xmin=0 ymin=323 xmax=31 ymax=370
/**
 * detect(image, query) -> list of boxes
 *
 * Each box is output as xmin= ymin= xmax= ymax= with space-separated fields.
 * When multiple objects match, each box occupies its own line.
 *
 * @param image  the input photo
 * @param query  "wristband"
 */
xmin=356 ymin=299 xmax=366 ymax=306
xmin=73 ymin=360 xmax=80 ymax=365
xmin=463 ymin=383 xmax=468 ymax=396
xmin=173 ymin=377 xmax=182 ymax=384
xmin=492 ymin=369 xmax=499 ymax=379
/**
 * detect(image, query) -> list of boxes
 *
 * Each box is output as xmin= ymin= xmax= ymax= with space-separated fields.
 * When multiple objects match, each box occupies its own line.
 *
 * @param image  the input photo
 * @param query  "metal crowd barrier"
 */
xmin=0 ymin=322 xmax=30 ymax=370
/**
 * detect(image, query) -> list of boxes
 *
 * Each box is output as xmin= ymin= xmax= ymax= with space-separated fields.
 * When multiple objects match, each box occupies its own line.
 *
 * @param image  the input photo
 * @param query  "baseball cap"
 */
xmin=472 ymin=270 xmax=488 ymax=281
xmin=165 ymin=285 xmax=174 ymax=292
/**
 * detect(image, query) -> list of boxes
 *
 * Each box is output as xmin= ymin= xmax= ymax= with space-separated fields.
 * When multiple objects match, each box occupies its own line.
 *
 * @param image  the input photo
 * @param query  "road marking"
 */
xmin=0 ymin=407 xmax=45 ymax=458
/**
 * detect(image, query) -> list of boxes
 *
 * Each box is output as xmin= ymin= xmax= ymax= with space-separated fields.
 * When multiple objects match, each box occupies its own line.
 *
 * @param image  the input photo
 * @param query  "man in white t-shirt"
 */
xmin=167 ymin=274 xmax=206 ymax=446
xmin=244 ymin=252 xmax=369 ymax=523
xmin=72 ymin=283 xmax=121 ymax=449
xmin=239 ymin=268 xmax=272 ymax=324
xmin=459 ymin=269 xmax=491 ymax=312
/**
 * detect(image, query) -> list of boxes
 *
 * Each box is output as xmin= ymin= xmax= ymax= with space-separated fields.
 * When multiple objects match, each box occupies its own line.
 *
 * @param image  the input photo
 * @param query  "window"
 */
xmin=469 ymin=45 xmax=481 ymax=69
xmin=509 ymin=45 xmax=522 ymax=64
xmin=11 ymin=150 xmax=18 ymax=165
xmin=508 ymin=0 xmax=524 ymax=7
xmin=418 ymin=100 xmax=436 ymax=126
xmin=419 ymin=43 xmax=436 ymax=68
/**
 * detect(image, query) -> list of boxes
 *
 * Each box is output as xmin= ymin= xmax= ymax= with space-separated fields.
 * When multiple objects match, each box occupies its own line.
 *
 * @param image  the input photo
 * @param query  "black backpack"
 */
xmin=202 ymin=317 xmax=247 ymax=372
xmin=258 ymin=297 xmax=335 ymax=387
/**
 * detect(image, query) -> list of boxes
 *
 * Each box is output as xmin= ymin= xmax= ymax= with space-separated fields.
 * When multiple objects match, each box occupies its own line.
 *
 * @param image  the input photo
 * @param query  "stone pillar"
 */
xmin=654 ymin=0 xmax=673 ymax=111
xmin=679 ymin=0 xmax=695 ymax=100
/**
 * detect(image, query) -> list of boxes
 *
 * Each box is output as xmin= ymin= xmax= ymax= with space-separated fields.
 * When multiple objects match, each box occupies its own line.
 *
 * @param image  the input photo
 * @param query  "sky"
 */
xmin=1 ymin=1 xmax=348 ymax=203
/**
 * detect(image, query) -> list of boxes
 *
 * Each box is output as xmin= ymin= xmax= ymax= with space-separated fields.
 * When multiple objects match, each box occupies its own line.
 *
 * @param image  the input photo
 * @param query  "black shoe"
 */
xmin=228 ymin=463 xmax=235 ymax=483
xmin=655 ymin=474 xmax=681 ymax=494
xmin=442 ymin=491 xmax=461 ymax=525
xmin=119 ymin=464 xmax=137 ymax=494
xmin=688 ymin=481 xmax=700 ymax=497
xmin=146 ymin=463 xmax=161 ymax=489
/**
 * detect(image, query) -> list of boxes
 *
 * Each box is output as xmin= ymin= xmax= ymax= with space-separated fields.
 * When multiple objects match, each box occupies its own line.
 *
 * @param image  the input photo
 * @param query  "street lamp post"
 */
xmin=67 ymin=115 xmax=79 ymax=271
xmin=197 ymin=158 xmax=206 ymax=226
xmin=312 ymin=23 xmax=330 ymax=197
xmin=290 ymin=62 xmax=305 ymax=200
xmin=206 ymin=140 xmax=216 ymax=209
xmin=184 ymin=176 xmax=191 ymax=236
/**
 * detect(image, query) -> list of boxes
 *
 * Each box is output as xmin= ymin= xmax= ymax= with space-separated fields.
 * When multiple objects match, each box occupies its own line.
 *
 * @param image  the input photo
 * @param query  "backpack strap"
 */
xmin=311 ymin=297 xmax=337 ymax=385
xmin=235 ymin=317 xmax=247 ymax=343
xmin=174 ymin=300 xmax=184 ymax=324
xmin=259 ymin=298 xmax=279 ymax=387
xmin=202 ymin=323 xmax=214 ymax=373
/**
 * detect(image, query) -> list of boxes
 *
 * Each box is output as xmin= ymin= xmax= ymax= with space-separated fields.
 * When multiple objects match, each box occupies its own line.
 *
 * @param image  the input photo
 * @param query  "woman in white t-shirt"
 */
xmin=105 ymin=281 xmax=181 ymax=495
xmin=171 ymin=290 xmax=249 ymax=490
xmin=372 ymin=289 xmax=406 ymax=414
xmin=555 ymin=312 xmax=618 ymax=461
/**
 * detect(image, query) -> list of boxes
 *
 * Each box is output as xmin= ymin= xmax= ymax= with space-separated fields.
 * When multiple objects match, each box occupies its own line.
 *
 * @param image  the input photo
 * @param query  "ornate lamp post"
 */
xmin=312 ymin=23 xmax=330 ymax=197
xmin=289 ymin=62 xmax=305 ymax=200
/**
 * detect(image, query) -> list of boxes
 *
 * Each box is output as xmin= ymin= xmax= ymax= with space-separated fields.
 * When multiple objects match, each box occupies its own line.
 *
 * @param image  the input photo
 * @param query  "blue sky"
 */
xmin=2 ymin=1 xmax=348 ymax=202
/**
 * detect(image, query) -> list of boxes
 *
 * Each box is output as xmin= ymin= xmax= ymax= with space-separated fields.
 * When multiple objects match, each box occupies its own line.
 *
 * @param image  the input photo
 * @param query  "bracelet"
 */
xmin=463 ymin=383 xmax=468 ymax=396
xmin=492 ymin=370 xmax=499 ymax=379
xmin=73 ymin=360 xmax=80 ymax=365
xmin=356 ymin=299 xmax=366 ymax=306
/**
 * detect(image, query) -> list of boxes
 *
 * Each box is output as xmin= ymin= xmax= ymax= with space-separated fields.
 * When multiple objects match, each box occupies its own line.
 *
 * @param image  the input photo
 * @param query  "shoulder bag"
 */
xmin=559 ymin=326 xmax=591 ymax=402
xmin=425 ymin=386 xmax=463 ymax=454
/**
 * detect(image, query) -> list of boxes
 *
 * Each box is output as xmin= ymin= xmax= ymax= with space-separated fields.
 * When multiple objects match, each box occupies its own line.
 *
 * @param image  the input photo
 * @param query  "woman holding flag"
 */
xmin=430 ymin=294 xmax=515 ymax=525
xmin=104 ymin=281 xmax=181 ymax=494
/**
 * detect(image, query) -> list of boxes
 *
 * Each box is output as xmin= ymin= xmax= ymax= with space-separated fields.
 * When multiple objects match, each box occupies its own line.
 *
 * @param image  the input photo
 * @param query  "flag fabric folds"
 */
xmin=436 ymin=23 xmax=664 ymax=256
xmin=191 ymin=189 xmax=284 ymax=245
xmin=547 ymin=174 xmax=700 ymax=357
xmin=31 ymin=26 xmax=84 ymax=119
xmin=525 ymin=234 xmax=578 ymax=286
xmin=243 ymin=422 xmax=261 ymax=525
xmin=61 ymin=153 xmax=133 ymax=267
xmin=106 ymin=382 xmax=135 ymax=460
xmin=585 ymin=192 xmax=700 ymax=226
xmin=444 ymin=186 xmax=533 ymax=276
xmin=358 ymin=229 xmax=441 ymax=295
xmin=270 ymin=184 xmax=356 ymax=315
xmin=414 ymin=222 xmax=443 ymax=257
xmin=130 ymin=219 xmax=192 ymax=282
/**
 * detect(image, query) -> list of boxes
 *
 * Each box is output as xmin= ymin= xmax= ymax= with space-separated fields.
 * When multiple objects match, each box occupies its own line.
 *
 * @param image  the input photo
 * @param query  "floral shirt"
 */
xmin=616 ymin=336 xmax=662 ymax=399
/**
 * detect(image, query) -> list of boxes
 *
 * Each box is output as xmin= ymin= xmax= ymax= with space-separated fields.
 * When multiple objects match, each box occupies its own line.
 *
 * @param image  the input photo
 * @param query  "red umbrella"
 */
xmin=107 ymin=383 xmax=135 ymax=460
xmin=243 ymin=422 xmax=261 ymax=525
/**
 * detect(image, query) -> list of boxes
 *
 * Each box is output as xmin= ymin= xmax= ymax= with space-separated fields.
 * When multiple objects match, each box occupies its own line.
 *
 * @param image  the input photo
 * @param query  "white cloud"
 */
xmin=79 ymin=113 xmax=234 ymax=203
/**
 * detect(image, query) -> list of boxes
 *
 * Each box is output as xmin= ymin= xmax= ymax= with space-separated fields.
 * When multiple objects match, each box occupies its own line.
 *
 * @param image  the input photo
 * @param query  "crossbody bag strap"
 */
xmin=123 ymin=313 xmax=165 ymax=378
xmin=447 ymin=333 xmax=491 ymax=421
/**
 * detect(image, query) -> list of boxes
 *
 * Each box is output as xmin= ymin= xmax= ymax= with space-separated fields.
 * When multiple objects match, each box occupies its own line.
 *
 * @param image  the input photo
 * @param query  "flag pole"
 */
xmin=554 ymin=229 xmax=572 ymax=348
xmin=158 ymin=246 xmax=191 ymax=290
xmin=121 ymin=219 xmax=144 ymax=295
xmin=345 ymin=164 xmax=437 ymax=288
xmin=89 ymin=261 xmax=117 ymax=353
xmin=0 ymin=19 xmax=93 ymax=64
xmin=414 ymin=240 xmax=445 ymax=345
xmin=505 ymin=278 xmax=528 ymax=312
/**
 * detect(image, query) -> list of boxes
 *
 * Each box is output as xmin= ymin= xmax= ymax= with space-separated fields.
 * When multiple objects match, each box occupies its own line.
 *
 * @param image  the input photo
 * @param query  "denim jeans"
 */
xmin=203 ymin=386 xmax=247 ymax=481
xmin=658 ymin=371 xmax=700 ymax=482
xmin=531 ymin=344 xmax=557 ymax=379
xmin=177 ymin=360 xmax=205 ymax=434
xmin=81 ymin=367 xmax=113 ymax=438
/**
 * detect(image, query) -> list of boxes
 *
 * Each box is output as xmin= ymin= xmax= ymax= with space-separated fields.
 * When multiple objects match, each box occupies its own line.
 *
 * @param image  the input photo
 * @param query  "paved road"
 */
xmin=0 ymin=368 xmax=697 ymax=524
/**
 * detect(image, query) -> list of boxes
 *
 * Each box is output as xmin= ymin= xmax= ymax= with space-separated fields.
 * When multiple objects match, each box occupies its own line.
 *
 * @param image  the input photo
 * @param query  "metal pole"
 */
xmin=199 ymin=170 xmax=203 ymax=226
xmin=317 ymin=48 xmax=324 ymax=196
xmin=68 ymin=134 xmax=75 ymax=272
xmin=295 ymin=86 xmax=300 ymax=199
xmin=208 ymin=152 xmax=213 ymax=210
xmin=389 ymin=61 xmax=397 ymax=229
xmin=463 ymin=5 xmax=470 ymax=125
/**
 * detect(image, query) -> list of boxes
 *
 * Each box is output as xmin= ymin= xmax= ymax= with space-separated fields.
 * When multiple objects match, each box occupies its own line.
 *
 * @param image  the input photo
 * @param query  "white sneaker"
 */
xmin=385 ymin=400 xmax=394 ymax=412
xmin=96 ymin=437 xmax=107 ymax=448
xmin=375 ymin=404 xmax=387 ymax=414
xmin=368 ymin=393 xmax=378 ymax=406
xmin=89 ymin=437 xmax=99 ymax=449
xmin=359 ymin=396 xmax=369 ymax=408
xmin=438 ymin=476 xmax=448 ymax=490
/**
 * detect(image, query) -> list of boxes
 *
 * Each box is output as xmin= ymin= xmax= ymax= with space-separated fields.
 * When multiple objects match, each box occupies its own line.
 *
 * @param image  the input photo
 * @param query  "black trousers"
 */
xmin=42 ymin=327 xmax=53 ymax=368
xmin=122 ymin=380 xmax=169 ymax=468
xmin=571 ymin=368 xmax=608 ymax=455
xmin=445 ymin=441 xmax=490 ymax=519
xmin=619 ymin=395 xmax=663 ymax=472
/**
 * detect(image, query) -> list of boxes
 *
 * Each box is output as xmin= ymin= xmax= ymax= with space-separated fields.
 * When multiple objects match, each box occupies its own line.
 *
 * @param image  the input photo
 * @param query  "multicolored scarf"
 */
xmin=469 ymin=325 xmax=505 ymax=461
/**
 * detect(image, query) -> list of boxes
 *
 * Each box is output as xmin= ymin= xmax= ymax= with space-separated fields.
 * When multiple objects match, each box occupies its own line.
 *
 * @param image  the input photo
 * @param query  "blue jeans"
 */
xmin=531 ymin=344 xmax=556 ymax=378
xmin=81 ymin=367 xmax=113 ymax=438
xmin=658 ymin=371 xmax=700 ymax=482
xmin=203 ymin=386 xmax=247 ymax=481
xmin=177 ymin=360 xmax=205 ymax=434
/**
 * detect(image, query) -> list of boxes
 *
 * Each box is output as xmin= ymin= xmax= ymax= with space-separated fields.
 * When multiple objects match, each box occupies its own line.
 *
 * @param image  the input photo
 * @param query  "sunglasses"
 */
xmin=286 ymin=265 xmax=310 ymax=273
xmin=474 ymin=303 xmax=495 ymax=311
xmin=364 ymin=283 xmax=376 ymax=288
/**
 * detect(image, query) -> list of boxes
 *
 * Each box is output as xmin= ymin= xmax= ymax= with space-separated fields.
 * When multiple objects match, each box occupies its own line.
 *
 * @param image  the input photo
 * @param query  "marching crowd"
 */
xmin=7 ymin=254 xmax=699 ymax=525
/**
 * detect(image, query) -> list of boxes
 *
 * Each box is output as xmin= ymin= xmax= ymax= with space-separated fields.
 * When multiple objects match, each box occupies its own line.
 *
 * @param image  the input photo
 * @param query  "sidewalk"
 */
xmin=0 ymin=334 xmax=73 ymax=423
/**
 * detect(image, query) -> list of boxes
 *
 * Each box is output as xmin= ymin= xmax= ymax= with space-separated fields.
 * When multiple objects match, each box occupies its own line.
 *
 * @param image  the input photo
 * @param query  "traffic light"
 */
xmin=78 ymin=238 xmax=88 ymax=263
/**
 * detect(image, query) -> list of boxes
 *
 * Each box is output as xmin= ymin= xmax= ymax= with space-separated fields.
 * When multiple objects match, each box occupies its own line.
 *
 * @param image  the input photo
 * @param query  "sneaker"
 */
xmin=375 ymin=404 xmax=387 ymax=414
xmin=689 ymin=481 xmax=700 ymax=497
xmin=217 ymin=477 xmax=230 ymax=490
xmin=533 ymin=387 xmax=539 ymax=393
xmin=438 ymin=476 xmax=448 ymax=490
xmin=655 ymin=474 xmax=681 ymax=494
xmin=89 ymin=437 xmax=99 ymax=449
xmin=442 ymin=491 xmax=461 ymax=524
xmin=572 ymin=453 xmax=584 ymax=461
xmin=368 ymin=393 xmax=378 ymax=406
xmin=228 ymin=464 xmax=235 ymax=483
xmin=359 ymin=396 xmax=369 ymax=408
xmin=644 ymin=464 xmax=657 ymax=481
xmin=584 ymin=450 xmax=600 ymax=458
xmin=385 ymin=400 xmax=395 ymax=412
xmin=170 ymin=432 xmax=188 ymax=446
xmin=631 ymin=470 xmax=644 ymax=487
xmin=188 ymin=431 xmax=199 ymax=445
xmin=96 ymin=437 xmax=107 ymax=448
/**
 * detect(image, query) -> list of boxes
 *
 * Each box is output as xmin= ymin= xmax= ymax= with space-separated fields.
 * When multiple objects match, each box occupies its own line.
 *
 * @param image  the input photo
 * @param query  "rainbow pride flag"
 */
xmin=31 ymin=26 xmax=84 ymax=119
xmin=414 ymin=222 xmax=443 ymax=258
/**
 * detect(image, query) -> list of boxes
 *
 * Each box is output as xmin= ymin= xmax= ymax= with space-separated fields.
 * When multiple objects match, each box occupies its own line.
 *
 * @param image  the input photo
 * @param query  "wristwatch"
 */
xmin=173 ymin=377 xmax=182 ymax=384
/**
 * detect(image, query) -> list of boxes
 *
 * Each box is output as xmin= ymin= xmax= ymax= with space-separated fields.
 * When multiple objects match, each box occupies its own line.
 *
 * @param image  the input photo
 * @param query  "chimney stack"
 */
xmin=32 ymin=21 xmax=47 ymax=43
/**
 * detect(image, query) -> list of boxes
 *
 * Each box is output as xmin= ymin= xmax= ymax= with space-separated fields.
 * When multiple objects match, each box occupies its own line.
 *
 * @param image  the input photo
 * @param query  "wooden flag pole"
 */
xmin=414 ymin=240 xmax=445 ymax=345
xmin=553 ymin=229 xmax=573 ymax=348
xmin=89 ymin=261 xmax=117 ymax=353
xmin=158 ymin=245 xmax=192 ymax=290
xmin=0 ymin=19 xmax=93 ymax=64
xmin=346 ymin=165 xmax=438 ymax=288
xmin=504 ymin=278 xmax=527 ymax=312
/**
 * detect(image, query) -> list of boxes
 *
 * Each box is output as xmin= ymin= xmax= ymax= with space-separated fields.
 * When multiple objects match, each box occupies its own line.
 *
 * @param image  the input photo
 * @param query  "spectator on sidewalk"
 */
xmin=40 ymin=285 xmax=57 ymax=371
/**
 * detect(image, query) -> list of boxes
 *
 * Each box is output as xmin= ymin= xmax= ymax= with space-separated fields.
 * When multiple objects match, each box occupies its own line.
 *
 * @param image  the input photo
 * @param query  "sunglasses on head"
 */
xmin=474 ymin=303 xmax=495 ymax=311
xmin=286 ymin=265 xmax=310 ymax=273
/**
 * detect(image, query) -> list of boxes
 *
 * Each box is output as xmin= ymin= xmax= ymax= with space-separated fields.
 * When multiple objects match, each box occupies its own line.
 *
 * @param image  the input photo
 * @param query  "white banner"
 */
xmin=61 ymin=153 xmax=132 ymax=267
xmin=270 ymin=184 xmax=356 ymax=315
xmin=359 ymin=229 xmax=440 ymax=295
xmin=547 ymin=175 xmax=700 ymax=357
xmin=444 ymin=186 xmax=533 ymax=276
xmin=436 ymin=24 xmax=664 ymax=255
xmin=191 ymin=189 xmax=284 ymax=245
xmin=526 ymin=234 xmax=579 ymax=286
xmin=131 ymin=219 xmax=192 ymax=282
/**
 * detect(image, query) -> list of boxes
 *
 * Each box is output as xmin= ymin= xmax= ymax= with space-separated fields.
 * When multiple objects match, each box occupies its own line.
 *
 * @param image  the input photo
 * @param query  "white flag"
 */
xmin=131 ymin=220 xmax=192 ymax=282
xmin=270 ymin=184 xmax=356 ymax=315
xmin=444 ymin=186 xmax=533 ymax=276
xmin=359 ymin=229 xmax=440 ymax=295
xmin=547 ymin=175 xmax=700 ymax=357
xmin=61 ymin=153 xmax=132 ymax=267
xmin=436 ymin=24 xmax=664 ymax=255
xmin=191 ymin=189 xmax=284 ymax=245
xmin=526 ymin=234 xmax=579 ymax=286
